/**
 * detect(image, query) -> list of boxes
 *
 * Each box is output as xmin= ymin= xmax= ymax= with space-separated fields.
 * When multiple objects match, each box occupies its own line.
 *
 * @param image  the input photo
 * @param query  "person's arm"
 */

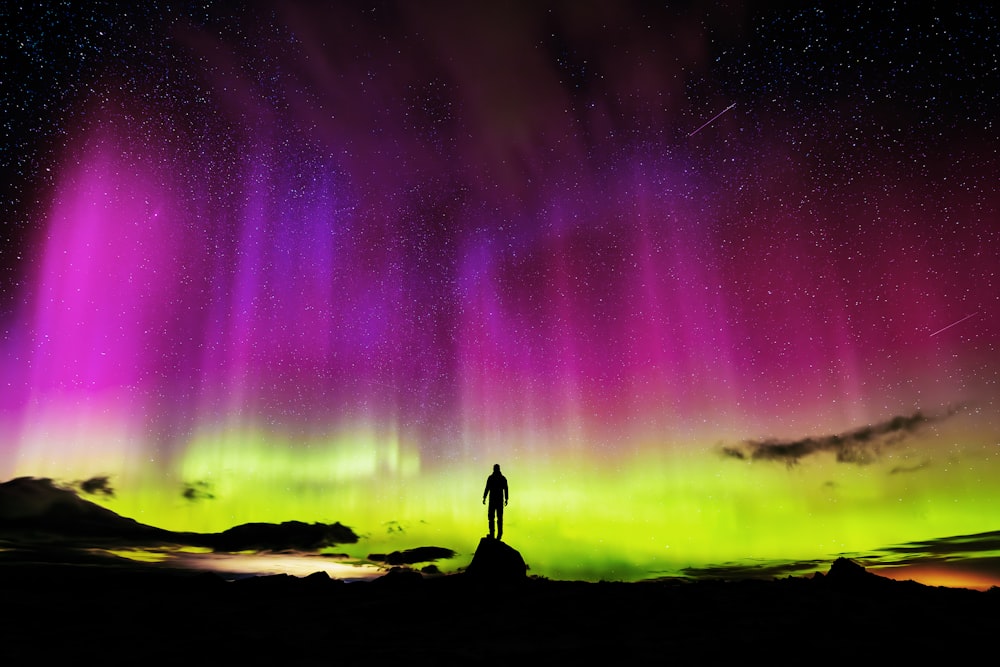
xmin=503 ymin=479 xmax=508 ymax=505
xmin=483 ymin=479 xmax=488 ymax=504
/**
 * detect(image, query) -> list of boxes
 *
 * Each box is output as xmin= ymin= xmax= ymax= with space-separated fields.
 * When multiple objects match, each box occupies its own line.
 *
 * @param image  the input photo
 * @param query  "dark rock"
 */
xmin=824 ymin=557 xmax=893 ymax=589
xmin=465 ymin=537 xmax=527 ymax=581
xmin=209 ymin=520 xmax=358 ymax=552
xmin=372 ymin=566 xmax=424 ymax=585
xmin=298 ymin=570 xmax=346 ymax=592
xmin=232 ymin=573 xmax=297 ymax=592
xmin=188 ymin=571 xmax=229 ymax=590
xmin=827 ymin=557 xmax=873 ymax=581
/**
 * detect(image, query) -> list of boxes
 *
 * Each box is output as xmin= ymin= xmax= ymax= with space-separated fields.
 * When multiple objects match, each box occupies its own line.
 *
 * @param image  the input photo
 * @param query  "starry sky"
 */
xmin=2 ymin=1 xmax=998 ymax=583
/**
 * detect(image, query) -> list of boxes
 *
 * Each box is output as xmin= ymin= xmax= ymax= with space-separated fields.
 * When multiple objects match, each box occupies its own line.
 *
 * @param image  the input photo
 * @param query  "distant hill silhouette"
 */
xmin=0 ymin=476 xmax=174 ymax=543
xmin=208 ymin=520 xmax=358 ymax=551
xmin=0 ymin=476 xmax=357 ymax=552
xmin=368 ymin=546 xmax=456 ymax=565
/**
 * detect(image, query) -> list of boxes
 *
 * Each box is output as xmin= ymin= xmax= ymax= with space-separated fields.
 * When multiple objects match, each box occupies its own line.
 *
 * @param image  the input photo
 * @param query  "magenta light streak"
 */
xmin=687 ymin=102 xmax=737 ymax=137
xmin=929 ymin=313 xmax=979 ymax=338
xmin=25 ymin=131 xmax=185 ymax=415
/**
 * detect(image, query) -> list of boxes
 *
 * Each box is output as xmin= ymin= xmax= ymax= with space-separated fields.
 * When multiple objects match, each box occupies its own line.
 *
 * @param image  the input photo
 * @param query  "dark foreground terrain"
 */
xmin=2 ymin=557 xmax=997 ymax=665
xmin=3 ymin=478 xmax=996 ymax=663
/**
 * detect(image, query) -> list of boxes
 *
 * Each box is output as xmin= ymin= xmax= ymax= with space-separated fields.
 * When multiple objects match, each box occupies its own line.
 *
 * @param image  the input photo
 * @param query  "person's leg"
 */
xmin=496 ymin=505 xmax=504 ymax=540
xmin=488 ymin=505 xmax=495 ymax=538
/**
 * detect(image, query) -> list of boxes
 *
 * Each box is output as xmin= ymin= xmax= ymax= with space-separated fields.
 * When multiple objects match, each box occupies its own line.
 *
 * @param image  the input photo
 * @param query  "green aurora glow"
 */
xmin=12 ymin=407 xmax=998 ymax=583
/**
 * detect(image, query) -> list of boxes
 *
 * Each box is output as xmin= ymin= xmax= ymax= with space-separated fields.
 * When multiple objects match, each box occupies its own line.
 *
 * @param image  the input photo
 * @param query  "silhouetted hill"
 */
xmin=205 ymin=520 xmax=358 ymax=551
xmin=822 ymin=556 xmax=890 ymax=585
xmin=0 ymin=476 xmax=358 ymax=552
xmin=0 ymin=476 xmax=174 ymax=543
xmin=368 ymin=546 xmax=456 ymax=565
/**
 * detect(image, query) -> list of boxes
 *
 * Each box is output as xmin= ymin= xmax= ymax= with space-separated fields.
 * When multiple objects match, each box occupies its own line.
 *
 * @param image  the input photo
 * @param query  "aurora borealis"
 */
xmin=2 ymin=2 xmax=998 ymax=584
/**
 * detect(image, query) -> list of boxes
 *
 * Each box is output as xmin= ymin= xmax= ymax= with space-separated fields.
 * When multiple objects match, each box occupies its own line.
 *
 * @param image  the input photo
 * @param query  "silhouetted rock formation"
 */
xmin=822 ymin=556 xmax=890 ymax=588
xmin=368 ymin=546 xmax=456 ymax=565
xmin=372 ymin=566 xmax=425 ymax=586
xmin=827 ymin=557 xmax=870 ymax=580
xmin=232 ymin=570 xmax=345 ymax=593
xmin=465 ymin=537 xmax=527 ymax=581
xmin=208 ymin=520 xmax=358 ymax=552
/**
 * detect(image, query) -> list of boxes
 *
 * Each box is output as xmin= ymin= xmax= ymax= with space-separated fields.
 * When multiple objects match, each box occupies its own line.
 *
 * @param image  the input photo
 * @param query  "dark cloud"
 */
xmin=182 ymin=481 xmax=215 ymax=502
xmin=77 ymin=475 xmax=115 ymax=497
xmin=681 ymin=558 xmax=829 ymax=580
xmin=721 ymin=408 xmax=960 ymax=467
xmin=368 ymin=546 xmax=456 ymax=566
xmin=384 ymin=521 xmax=405 ymax=534
xmin=879 ymin=529 xmax=1000 ymax=558
xmin=889 ymin=460 xmax=931 ymax=475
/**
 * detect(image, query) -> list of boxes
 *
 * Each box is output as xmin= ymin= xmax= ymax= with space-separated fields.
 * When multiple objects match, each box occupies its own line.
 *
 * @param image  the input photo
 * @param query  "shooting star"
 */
xmin=687 ymin=102 xmax=736 ymax=137
xmin=929 ymin=312 xmax=979 ymax=337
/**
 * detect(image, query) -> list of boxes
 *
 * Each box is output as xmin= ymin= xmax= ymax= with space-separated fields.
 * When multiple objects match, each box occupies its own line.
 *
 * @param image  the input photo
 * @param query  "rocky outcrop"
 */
xmin=464 ymin=537 xmax=527 ymax=581
xmin=208 ymin=520 xmax=358 ymax=552
xmin=368 ymin=546 xmax=455 ymax=565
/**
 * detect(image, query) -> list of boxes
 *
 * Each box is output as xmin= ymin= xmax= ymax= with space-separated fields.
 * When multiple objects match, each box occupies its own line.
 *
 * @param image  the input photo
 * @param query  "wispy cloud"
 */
xmin=681 ymin=558 xmax=829 ymax=580
xmin=721 ymin=408 xmax=961 ymax=467
xmin=889 ymin=460 xmax=931 ymax=475
xmin=879 ymin=530 xmax=1000 ymax=558
xmin=182 ymin=481 xmax=215 ymax=502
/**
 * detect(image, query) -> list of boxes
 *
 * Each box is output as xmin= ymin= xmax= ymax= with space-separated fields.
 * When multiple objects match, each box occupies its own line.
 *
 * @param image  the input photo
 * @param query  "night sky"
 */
xmin=2 ymin=1 xmax=998 ymax=584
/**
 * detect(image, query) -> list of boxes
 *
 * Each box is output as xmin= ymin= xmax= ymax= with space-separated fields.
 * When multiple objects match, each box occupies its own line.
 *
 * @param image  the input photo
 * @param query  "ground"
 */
xmin=2 ymin=560 xmax=997 ymax=664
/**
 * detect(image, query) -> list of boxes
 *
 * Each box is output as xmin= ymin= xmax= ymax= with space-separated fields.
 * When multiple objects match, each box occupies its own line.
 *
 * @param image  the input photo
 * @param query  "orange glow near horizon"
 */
xmin=872 ymin=564 xmax=1000 ymax=591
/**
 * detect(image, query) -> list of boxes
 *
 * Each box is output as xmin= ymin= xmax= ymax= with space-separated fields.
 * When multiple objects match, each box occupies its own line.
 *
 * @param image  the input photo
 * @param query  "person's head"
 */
xmin=493 ymin=463 xmax=500 ymax=473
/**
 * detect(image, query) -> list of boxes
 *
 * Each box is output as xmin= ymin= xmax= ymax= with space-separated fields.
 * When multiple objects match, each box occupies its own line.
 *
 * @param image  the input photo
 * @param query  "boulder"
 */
xmin=465 ymin=537 xmax=527 ymax=581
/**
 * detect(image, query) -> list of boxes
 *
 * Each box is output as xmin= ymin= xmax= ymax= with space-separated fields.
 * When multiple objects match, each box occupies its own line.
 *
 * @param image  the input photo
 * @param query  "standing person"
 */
xmin=482 ymin=464 xmax=508 ymax=540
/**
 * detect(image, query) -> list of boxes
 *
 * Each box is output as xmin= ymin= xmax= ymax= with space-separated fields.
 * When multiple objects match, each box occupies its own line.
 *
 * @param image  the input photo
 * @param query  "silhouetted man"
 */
xmin=482 ymin=463 xmax=508 ymax=540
